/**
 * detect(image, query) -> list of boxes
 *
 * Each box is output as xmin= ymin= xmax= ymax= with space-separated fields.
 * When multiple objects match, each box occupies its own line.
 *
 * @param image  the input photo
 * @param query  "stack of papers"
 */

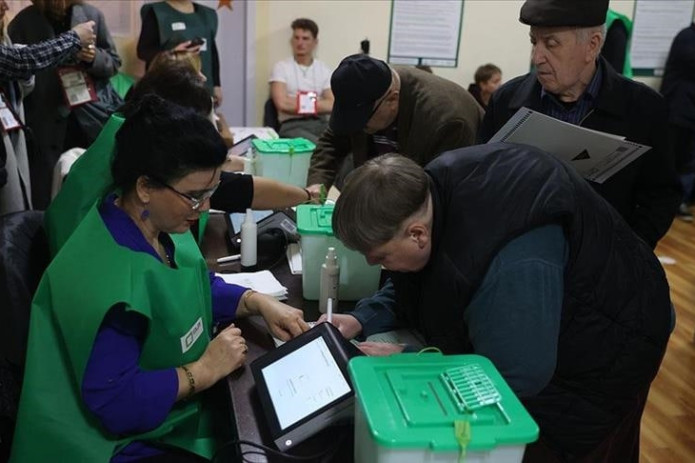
xmin=489 ymin=107 xmax=651 ymax=184
xmin=286 ymin=243 xmax=302 ymax=275
xmin=216 ymin=270 xmax=288 ymax=300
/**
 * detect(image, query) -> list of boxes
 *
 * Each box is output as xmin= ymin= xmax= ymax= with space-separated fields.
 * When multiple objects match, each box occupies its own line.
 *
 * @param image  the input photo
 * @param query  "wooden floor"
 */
xmin=641 ymin=213 xmax=695 ymax=462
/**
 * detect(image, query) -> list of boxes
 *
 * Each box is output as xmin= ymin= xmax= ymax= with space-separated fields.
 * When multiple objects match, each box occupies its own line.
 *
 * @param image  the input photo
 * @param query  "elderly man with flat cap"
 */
xmin=480 ymin=0 xmax=681 ymax=249
xmin=306 ymin=54 xmax=482 ymax=194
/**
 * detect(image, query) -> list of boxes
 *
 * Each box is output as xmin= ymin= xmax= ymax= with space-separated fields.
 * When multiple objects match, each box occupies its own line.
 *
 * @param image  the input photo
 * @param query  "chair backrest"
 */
xmin=0 ymin=210 xmax=48 ymax=461
xmin=263 ymin=97 xmax=280 ymax=131
xmin=0 ymin=210 xmax=48 ymax=368
xmin=51 ymin=147 xmax=86 ymax=200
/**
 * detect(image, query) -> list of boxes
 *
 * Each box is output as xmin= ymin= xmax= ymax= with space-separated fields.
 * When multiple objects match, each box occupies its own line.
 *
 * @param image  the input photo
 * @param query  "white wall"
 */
xmin=252 ymin=0 xmax=663 ymax=125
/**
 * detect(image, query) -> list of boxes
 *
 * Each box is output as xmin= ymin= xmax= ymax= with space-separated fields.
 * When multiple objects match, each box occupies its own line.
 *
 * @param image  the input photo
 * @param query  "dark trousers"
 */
xmin=669 ymin=124 xmax=695 ymax=202
xmin=523 ymin=389 xmax=649 ymax=463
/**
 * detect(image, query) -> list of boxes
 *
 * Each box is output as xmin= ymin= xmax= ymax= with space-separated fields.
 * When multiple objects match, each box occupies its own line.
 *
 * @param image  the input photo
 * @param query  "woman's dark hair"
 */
xmin=121 ymin=61 xmax=212 ymax=117
xmin=112 ymin=94 xmax=227 ymax=193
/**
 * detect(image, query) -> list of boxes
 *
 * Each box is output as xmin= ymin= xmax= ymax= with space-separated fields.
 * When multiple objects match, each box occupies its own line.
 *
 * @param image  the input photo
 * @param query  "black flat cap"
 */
xmin=520 ymin=0 xmax=609 ymax=27
xmin=329 ymin=54 xmax=392 ymax=135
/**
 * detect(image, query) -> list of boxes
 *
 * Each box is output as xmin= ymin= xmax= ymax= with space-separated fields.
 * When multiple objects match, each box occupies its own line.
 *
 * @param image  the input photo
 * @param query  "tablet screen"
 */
xmin=261 ymin=336 xmax=352 ymax=429
xmin=229 ymin=134 xmax=256 ymax=158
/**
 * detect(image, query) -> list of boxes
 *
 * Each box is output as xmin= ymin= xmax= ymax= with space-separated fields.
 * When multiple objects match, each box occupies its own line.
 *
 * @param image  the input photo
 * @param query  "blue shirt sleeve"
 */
xmin=350 ymin=279 xmax=400 ymax=338
xmin=464 ymin=225 xmax=568 ymax=398
xmin=82 ymin=305 xmax=178 ymax=435
xmin=209 ymin=272 xmax=246 ymax=323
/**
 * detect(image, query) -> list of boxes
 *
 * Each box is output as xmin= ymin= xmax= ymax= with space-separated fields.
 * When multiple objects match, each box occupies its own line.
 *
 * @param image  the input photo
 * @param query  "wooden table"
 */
xmin=201 ymin=214 xmax=354 ymax=462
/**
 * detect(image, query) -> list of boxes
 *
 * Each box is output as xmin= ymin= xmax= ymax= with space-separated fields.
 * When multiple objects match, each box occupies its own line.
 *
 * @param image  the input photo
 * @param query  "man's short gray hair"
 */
xmin=333 ymin=154 xmax=429 ymax=254
xmin=575 ymin=24 xmax=606 ymax=50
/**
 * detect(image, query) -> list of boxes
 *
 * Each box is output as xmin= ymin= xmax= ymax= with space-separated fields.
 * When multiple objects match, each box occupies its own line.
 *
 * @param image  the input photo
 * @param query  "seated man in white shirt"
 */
xmin=269 ymin=18 xmax=333 ymax=143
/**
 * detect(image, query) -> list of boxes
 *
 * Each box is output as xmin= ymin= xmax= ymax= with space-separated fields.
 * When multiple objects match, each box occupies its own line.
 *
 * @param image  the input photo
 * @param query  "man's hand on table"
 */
xmin=317 ymin=313 xmax=362 ymax=339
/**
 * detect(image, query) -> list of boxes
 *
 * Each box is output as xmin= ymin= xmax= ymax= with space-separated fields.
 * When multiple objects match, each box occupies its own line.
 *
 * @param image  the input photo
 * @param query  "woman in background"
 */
xmin=137 ymin=0 xmax=222 ymax=106
xmin=8 ymin=0 xmax=122 ymax=209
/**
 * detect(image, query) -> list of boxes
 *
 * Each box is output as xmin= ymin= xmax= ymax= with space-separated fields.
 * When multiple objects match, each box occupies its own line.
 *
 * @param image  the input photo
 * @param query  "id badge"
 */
xmin=57 ymin=66 xmax=97 ymax=108
xmin=0 ymin=91 xmax=22 ymax=132
xmin=296 ymin=91 xmax=318 ymax=115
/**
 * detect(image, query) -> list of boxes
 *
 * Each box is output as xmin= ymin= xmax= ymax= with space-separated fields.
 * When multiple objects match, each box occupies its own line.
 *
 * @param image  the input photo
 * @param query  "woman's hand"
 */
xmin=316 ymin=313 xmax=362 ymax=339
xmin=223 ymin=155 xmax=245 ymax=172
xmin=173 ymin=40 xmax=201 ymax=54
xmin=213 ymin=86 xmax=223 ymax=107
xmin=72 ymin=21 xmax=95 ymax=48
xmin=356 ymin=342 xmax=405 ymax=356
xmin=178 ymin=324 xmax=247 ymax=399
xmin=245 ymin=291 xmax=309 ymax=341
xmin=76 ymin=46 xmax=96 ymax=63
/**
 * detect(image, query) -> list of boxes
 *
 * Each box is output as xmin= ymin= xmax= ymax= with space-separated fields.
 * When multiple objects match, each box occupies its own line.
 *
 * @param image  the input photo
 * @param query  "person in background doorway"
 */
xmin=661 ymin=23 xmax=695 ymax=222
xmin=269 ymin=18 xmax=334 ymax=143
xmin=137 ymin=0 xmax=222 ymax=106
xmin=602 ymin=8 xmax=633 ymax=77
xmin=467 ymin=63 xmax=502 ymax=111
xmin=8 ymin=0 xmax=122 ymax=210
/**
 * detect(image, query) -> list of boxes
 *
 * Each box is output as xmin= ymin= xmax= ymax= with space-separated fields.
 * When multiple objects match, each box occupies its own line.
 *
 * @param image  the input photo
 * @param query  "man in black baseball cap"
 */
xmin=328 ymin=54 xmax=392 ymax=134
xmin=477 ymin=0 xmax=680 ymax=461
xmin=306 ymin=54 xmax=482 ymax=194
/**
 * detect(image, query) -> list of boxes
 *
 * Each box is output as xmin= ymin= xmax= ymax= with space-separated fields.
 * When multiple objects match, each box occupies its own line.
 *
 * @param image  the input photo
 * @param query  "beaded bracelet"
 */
xmin=181 ymin=365 xmax=195 ymax=398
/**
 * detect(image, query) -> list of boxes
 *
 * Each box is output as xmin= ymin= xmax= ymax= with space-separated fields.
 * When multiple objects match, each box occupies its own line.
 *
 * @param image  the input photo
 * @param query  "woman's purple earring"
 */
xmin=141 ymin=209 xmax=150 ymax=220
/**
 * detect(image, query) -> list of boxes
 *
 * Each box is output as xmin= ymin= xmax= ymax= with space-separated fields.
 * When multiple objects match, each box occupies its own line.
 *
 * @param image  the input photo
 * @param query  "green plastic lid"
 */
xmin=296 ymin=204 xmax=335 ymax=236
xmin=251 ymin=137 xmax=316 ymax=155
xmin=348 ymin=354 xmax=539 ymax=451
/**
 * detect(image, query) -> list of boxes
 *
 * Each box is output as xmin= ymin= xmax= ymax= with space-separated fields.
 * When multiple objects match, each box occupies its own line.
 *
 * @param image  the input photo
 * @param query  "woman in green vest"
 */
xmin=11 ymin=95 xmax=309 ymax=462
xmin=137 ymin=0 xmax=222 ymax=106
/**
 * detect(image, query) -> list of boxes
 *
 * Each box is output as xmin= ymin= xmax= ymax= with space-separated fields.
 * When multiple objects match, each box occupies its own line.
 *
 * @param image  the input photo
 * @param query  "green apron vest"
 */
xmin=11 ymin=203 xmax=226 ymax=462
xmin=46 ymin=113 xmax=210 ymax=256
xmin=144 ymin=1 xmax=218 ymax=93
xmin=606 ymin=9 xmax=634 ymax=78
xmin=45 ymin=113 xmax=124 ymax=256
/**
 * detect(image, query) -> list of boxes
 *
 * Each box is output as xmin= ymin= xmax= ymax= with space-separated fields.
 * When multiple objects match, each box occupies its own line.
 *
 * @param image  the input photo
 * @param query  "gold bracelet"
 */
xmin=181 ymin=364 xmax=195 ymax=398
xmin=243 ymin=289 xmax=257 ymax=310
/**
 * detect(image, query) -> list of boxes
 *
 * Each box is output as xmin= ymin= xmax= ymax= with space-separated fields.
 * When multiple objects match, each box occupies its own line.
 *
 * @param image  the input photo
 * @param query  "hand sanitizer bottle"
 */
xmin=240 ymin=209 xmax=257 ymax=271
xmin=319 ymin=247 xmax=339 ymax=313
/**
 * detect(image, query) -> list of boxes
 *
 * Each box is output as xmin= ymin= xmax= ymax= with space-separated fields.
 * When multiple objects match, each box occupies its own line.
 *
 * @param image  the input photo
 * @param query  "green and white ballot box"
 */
xmin=348 ymin=354 xmax=539 ymax=463
xmin=296 ymin=204 xmax=381 ymax=301
xmin=251 ymin=138 xmax=315 ymax=187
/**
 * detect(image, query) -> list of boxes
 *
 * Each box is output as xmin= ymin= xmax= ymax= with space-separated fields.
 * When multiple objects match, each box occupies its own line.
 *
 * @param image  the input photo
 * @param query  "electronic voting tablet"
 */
xmin=250 ymin=322 xmax=362 ymax=450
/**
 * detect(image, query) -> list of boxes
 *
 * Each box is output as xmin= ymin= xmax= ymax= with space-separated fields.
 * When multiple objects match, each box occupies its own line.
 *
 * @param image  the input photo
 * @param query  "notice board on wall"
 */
xmin=387 ymin=0 xmax=464 ymax=68
xmin=630 ymin=0 xmax=695 ymax=76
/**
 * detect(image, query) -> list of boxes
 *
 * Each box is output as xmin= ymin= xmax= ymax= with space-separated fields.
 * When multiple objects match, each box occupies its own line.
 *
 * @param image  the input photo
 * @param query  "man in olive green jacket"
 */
xmin=306 ymin=54 xmax=482 ymax=192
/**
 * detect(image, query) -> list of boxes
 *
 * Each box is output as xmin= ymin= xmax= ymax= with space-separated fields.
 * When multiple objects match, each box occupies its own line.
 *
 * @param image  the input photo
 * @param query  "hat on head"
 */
xmin=329 ymin=54 xmax=392 ymax=134
xmin=520 ymin=0 xmax=609 ymax=28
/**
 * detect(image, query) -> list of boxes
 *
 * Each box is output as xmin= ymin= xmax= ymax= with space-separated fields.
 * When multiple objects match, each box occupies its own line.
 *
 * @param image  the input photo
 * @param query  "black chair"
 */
xmin=263 ymin=97 xmax=280 ymax=132
xmin=0 ymin=211 xmax=49 ymax=461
